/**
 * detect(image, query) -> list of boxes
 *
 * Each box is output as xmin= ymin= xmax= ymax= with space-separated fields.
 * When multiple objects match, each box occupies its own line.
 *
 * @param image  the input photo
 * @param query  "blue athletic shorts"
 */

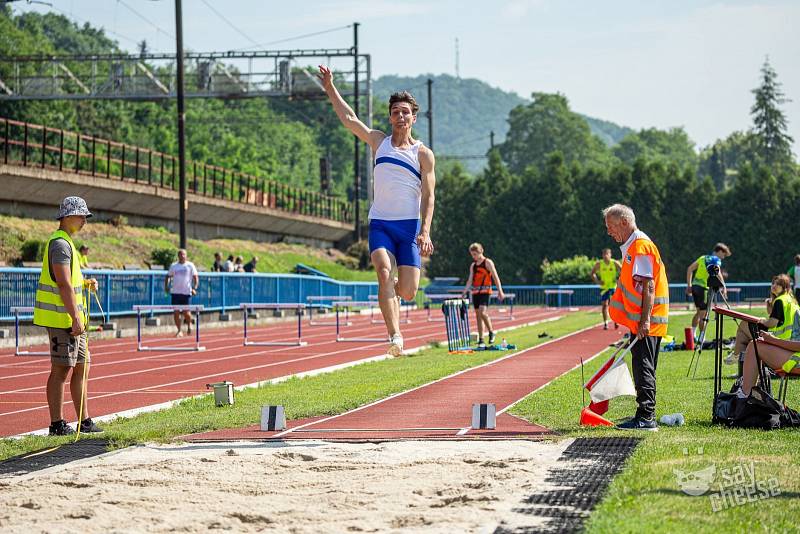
xmin=368 ymin=218 xmax=421 ymax=268
xmin=600 ymin=289 xmax=615 ymax=302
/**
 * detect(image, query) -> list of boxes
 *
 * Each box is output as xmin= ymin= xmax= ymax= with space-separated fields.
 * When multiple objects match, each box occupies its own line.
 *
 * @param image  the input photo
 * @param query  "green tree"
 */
xmin=498 ymin=92 xmax=610 ymax=174
xmin=750 ymin=57 xmax=794 ymax=169
xmin=613 ymin=127 xmax=697 ymax=169
xmin=697 ymin=131 xmax=760 ymax=189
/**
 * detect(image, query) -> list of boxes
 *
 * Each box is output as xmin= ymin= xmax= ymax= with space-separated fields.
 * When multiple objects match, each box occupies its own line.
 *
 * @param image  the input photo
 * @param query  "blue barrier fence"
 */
xmin=425 ymin=283 xmax=772 ymax=308
xmin=1 ymin=268 xmax=378 ymax=322
xmin=1 ymin=267 xmax=773 ymax=322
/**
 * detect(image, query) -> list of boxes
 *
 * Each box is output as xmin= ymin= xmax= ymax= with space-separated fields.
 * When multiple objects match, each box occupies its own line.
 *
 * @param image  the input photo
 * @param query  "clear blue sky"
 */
xmin=13 ymin=0 xmax=800 ymax=154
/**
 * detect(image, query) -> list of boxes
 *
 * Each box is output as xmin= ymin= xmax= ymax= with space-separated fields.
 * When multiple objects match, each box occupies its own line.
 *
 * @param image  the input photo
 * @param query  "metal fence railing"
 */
xmin=424 ymin=283 xmax=772 ymax=308
xmin=0 ymin=117 xmax=353 ymax=224
xmin=2 ymin=268 xmax=773 ymax=323
xmin=1 ymin=268 xmax=377 ymax=323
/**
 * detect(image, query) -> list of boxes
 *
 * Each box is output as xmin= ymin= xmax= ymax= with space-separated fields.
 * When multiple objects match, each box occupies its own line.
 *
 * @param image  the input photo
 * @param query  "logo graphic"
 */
xmin=674 ymin=465 xmax=717 ymax=496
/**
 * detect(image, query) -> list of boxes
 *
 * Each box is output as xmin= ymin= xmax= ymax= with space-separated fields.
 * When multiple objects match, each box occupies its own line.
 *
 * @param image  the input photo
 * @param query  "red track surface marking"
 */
xmin=0 ymin=306 xmax=560 ymax=437
xmin=185 ymin=324 xmax=619 ymax=442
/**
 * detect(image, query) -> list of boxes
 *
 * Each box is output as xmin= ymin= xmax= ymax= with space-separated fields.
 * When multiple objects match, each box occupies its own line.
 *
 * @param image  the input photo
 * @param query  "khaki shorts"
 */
xmin=47 ymin=328 xmax=90 ymax=367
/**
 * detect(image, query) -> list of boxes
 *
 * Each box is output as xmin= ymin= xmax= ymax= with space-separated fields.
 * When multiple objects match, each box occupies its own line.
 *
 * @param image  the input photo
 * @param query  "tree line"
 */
xmin=430 ymin=59 xmax=798 ymax=283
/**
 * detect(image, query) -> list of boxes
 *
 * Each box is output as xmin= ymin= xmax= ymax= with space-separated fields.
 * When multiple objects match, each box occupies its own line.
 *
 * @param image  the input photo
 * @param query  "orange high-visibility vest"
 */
xmin=609 ymin=236 xmax=669 ymax=337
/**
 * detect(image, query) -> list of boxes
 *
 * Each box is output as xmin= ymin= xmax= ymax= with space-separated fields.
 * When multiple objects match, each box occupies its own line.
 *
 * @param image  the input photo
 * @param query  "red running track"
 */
xmin=0 ymin=306 xmax=562 ymax=437
xmin=186 ymin=323 xmax=620 ymax=442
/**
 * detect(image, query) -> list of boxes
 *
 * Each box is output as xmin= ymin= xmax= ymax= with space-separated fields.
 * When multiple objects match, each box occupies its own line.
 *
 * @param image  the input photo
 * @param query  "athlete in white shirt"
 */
xmin=319 ymin=65 xmax=436 ymax=356
xmin=165 ymin=248 xmax=199 ymax=337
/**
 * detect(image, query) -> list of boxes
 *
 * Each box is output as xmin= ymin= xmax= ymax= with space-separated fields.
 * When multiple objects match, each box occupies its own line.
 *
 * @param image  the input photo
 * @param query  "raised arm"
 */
xmin=417 ymin=145 xmax=436 ymax=257
xmin=318 ymin=65 xmax=384 ymax=151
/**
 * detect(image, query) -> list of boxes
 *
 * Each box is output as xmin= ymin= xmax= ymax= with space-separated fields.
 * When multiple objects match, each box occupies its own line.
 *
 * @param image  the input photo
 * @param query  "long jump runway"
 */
xmin=0 ymin=306 xmax=559 ymax=438
xmin=186 ymin=324 xmax=619 ymax=442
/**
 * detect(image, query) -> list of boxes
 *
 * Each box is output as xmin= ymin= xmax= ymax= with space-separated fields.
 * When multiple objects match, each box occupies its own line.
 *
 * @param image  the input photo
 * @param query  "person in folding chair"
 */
xmin=33 ymin=196 xmax=103 ymax=436
xmin=739 ymin=331 xmax=800 ymax=398
xmin=319 ymin=65 xmax=436 ymax=356
xmin=727 ymin=274 xmax=800 ymax=365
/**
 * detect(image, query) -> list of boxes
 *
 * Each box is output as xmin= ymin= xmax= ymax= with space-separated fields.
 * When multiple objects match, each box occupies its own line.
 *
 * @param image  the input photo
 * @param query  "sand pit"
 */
xmin=0 ymin=439 xmax=578 ymax=533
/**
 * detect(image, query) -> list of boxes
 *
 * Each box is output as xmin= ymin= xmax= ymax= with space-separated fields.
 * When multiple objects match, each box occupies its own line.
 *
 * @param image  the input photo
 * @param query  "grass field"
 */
xmin=0 ymin=214 xmax=375 ymax=281
xmin=0 ymin=311 xmax=600 ymax=462
xmin=511 ymin=310 xmax=800 ymax=533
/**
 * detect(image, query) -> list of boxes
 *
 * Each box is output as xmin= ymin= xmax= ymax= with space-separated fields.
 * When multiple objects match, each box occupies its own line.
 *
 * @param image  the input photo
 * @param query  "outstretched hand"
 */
xmin=318 ymin=65 xmax=333 ymax=90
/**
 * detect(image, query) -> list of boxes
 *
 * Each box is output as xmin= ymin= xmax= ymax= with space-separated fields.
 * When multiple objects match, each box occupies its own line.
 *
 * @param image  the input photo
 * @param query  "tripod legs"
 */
xmin=687 ymin=289 xmax=718 ymax=378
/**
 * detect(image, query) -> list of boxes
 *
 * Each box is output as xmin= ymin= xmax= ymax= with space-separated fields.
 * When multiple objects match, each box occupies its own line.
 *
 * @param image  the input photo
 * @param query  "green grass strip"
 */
xmin=510 ymin=310 xmax=800 ymax=533
xmin=0 ymin=310 xmax=600 ymax=461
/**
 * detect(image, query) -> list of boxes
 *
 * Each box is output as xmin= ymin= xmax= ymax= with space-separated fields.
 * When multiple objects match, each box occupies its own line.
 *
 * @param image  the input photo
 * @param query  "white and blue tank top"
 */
xmin=369 ymin=136 xmax=423 ymax=221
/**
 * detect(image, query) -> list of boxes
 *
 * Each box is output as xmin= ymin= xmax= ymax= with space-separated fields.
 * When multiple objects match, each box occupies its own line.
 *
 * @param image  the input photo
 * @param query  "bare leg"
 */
xmin=184 ymin=311 xmax=192 ymax=333
xmin=480 ymin=305 xmax=493 ymax=338
xmin=692 ymin=308 xmax=705 ymax=330
xmin=174 ymin=311 xmax=183 ymax=337
xmin=742 ymin=341 xmax=795 ymax=395
xmin=47 ymin=364 xmax=70 ymax=421
xmin=70 ymin=362 xmax=90 ymax=420
xmin=733 ymin=321 xmax=754 ymax=355
xmin=475 ymin=306 xmax=485 ymax=341
xmin=371 ymin=249 xmax=400 ymax=337
xmin=601 ymin=301 xmax=609 ymax=326
xmin=395 ymin=265 xmax=420 ymax=302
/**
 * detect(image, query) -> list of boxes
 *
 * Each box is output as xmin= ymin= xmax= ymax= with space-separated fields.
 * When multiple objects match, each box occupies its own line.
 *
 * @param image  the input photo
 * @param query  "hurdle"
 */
xmin=240 ymin=303 xmax=308 ymax=347
xmin=133 ymin=304 xmax=205 ymax=351
xmin=9 ymin=307 xmax=49 ymax=356
xmin=490 ymin=292 xmax=516 ymax=320
xmin=367 ymin=294 xmax=412 ymax=324
xmin=544 ymin=289 xmax=574 ymax=310
xmin=424 ymin=293 xmax=454 ymax=322
xmin=442 ymin=298 xmax=472 ymax=353
xmin=333 ymin=300 xmax=389 ymax=343
xmin=306 ymin=295 xmax=350 ymax=326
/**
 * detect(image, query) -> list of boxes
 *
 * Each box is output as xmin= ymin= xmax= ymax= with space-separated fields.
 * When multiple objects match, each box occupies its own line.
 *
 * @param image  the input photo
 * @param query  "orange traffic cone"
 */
xmin=589 ymin=400 xmax=609 ymax=415
xmin=580 ymin=406 xmax=614 ymax=427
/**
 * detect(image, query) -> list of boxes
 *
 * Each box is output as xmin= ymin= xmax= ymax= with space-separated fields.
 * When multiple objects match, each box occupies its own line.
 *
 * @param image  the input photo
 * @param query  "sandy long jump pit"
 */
xmin=0 ymin=438 xmax=608 ymax=533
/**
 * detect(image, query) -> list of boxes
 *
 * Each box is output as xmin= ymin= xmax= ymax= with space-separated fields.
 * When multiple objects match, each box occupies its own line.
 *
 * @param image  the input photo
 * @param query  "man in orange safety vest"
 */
xmin=603 ymin=203 xmax=669 ymax=431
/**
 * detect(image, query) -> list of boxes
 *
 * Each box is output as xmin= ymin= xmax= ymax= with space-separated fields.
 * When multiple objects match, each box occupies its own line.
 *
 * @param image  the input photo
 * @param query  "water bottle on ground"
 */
xmin=501 ymin=338 xmax=508 ymax=349
xmin=659 ymin=413 xmax=685 ymax=426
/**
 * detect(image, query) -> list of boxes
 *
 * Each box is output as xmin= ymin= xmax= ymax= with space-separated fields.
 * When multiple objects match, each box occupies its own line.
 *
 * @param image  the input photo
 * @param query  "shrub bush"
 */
xmin=20 ymin=239 xmax=46 ymax=262
xmin=151 ymin=247 xmax=177 ymax=268
xmin=346 ymin=240 xmax=371 ymax=270
xmin=540 ymin=255 xmax=598 ymax=285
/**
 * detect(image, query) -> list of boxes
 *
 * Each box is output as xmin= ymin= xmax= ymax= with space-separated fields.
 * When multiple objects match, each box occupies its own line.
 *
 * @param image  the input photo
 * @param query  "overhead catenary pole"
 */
xmin=426 ymin=78 xmax=433 ymax=150
xmin=352 ymin=22 xmax=361 ymax=241
xmin=174 ymin=0 xmax=188 ymax=248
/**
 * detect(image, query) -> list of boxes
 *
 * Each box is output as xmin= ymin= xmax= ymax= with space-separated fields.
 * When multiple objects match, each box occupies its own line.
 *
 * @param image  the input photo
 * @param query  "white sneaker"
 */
xmin=388 ymin=334 xmax=404 ymax=357
xmin=724 ymin=351 xmax=740 ymax=365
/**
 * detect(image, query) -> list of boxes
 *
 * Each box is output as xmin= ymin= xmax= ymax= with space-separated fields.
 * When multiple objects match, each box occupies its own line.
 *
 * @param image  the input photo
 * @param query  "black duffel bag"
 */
xmin=713 ymin=391 xmax=740 ymax=426
xmin=731 ymin=386 xmax=782 ymax=430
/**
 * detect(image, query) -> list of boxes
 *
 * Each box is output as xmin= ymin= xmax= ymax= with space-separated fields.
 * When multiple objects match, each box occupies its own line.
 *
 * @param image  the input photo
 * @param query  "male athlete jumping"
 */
xmin=319 ymin=65 xmax=435 ymax=356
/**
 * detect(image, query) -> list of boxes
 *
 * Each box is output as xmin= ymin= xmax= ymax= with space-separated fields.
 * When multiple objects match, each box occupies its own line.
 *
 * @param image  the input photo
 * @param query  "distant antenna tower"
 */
xmin=455 ymin=37 xmax=460 ymax=79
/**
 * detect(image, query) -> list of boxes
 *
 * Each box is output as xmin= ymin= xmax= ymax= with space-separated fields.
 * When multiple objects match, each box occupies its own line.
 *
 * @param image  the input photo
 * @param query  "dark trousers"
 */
xmin=631 ymin=335 xmax=662 ymax=420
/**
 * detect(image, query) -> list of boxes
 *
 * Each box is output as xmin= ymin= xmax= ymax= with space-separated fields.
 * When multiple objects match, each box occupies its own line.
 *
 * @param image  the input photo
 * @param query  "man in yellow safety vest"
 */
xmin=603 ymin=203 xmax=669 ymax=431
xmin=590 ymin=248 xmax=621 ymax=330
xmin=33 ymin=196 xmax=103 ymax=436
